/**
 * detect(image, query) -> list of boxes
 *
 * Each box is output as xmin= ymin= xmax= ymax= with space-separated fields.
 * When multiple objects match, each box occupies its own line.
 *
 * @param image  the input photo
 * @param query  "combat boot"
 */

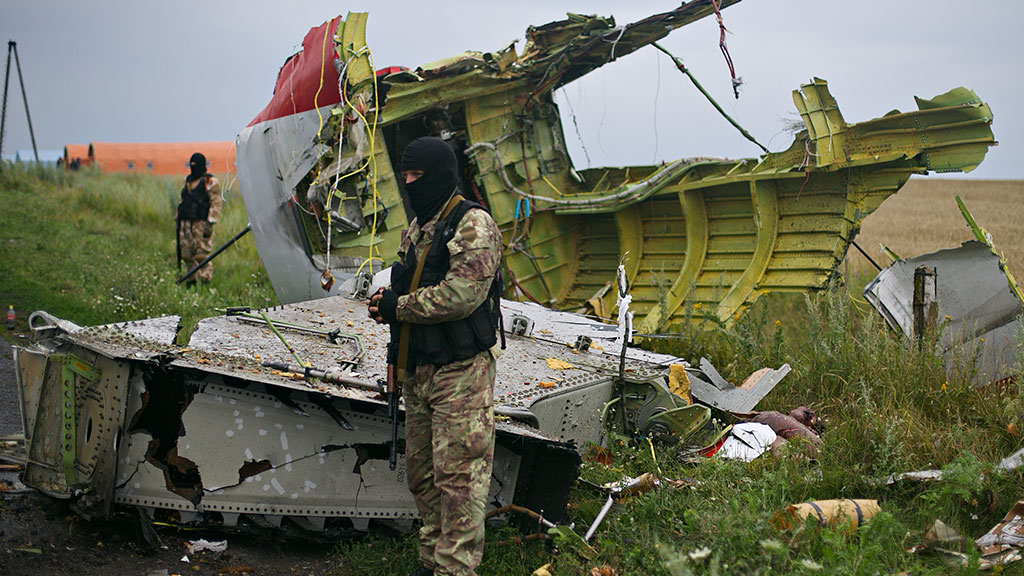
xmin=408 ymin=566 xmax=433 ymax=576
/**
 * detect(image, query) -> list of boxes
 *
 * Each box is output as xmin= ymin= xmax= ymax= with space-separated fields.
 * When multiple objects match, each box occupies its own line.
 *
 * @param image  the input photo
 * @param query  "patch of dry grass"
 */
xmin=845 ymin=178 xmax=1024 ymax=276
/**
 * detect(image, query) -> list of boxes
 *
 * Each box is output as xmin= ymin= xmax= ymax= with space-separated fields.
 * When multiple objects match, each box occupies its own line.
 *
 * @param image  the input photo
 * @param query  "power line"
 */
xmin=1 ymin=40 xmax=39 ymax=165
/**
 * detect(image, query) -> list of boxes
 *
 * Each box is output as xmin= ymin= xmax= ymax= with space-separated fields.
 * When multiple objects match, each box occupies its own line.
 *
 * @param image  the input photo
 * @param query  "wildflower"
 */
xmin=941 ymin=381 xmax=948 ymax=391
xmin=759 ymin=539 xmax=786 ymax=553
xmin=775 ymin=320 xmax=781 ymax=327
xmin=979 ymin=337 xmax=985 ymax=342
xmin=688 ymin=547 xmax=712 ymax=562
xmin=799 ymin=559 xmax=823 ymax=571
xmin=693 ymin=302 xmax=703 ymax=310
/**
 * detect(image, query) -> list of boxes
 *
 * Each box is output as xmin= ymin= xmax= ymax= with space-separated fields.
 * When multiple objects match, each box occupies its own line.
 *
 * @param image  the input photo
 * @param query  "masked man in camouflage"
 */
xmin=368 ymin=137 xmax=503 ymax=576
xmin=176 ymin=152 xmax=222 ymax=286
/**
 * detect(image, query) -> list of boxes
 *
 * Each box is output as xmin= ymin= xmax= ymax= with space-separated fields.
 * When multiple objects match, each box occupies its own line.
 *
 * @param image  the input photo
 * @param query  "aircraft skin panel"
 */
xmin=238 ymin=105 xmax=408 ymax=305
xmin=248 ymin=17 xmax=345 ymax=127
xmin=20 ymin=295 xmax=657 ymax=529
xmin=864 ymin=241 xmax=1023 ymax=385
xmin=237 ymin=119 xmax=340 ymax=304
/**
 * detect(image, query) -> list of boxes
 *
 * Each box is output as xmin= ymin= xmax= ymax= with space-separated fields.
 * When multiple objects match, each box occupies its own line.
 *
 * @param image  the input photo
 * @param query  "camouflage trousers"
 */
xmin=178 ymin=220 xmax=214 ymax=282
xmin=404 ymin=350 xmax=495 ymax=576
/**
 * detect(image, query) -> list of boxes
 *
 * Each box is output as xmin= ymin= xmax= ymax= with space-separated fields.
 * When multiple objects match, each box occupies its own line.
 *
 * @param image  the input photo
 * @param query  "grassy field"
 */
xmin=1 ymin=167 xmax=1021 ymax=575
xmin=844 ymin=178 xmax=1024 ymax=278
xmin=0 ymin=164 xmax=274 ymax=340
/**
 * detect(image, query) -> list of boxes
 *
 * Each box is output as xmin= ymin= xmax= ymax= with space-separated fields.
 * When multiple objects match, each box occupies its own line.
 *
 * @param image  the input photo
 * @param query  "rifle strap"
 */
xmin=395 ymin=194 xmax=465 ymax=384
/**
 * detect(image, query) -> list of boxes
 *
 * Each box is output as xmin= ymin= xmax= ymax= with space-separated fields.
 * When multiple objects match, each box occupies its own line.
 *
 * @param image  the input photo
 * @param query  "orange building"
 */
xmin=62 ymin=144 xmax=92 ymax=168
xmin=87 ymin=141 xmax=236 ymax=177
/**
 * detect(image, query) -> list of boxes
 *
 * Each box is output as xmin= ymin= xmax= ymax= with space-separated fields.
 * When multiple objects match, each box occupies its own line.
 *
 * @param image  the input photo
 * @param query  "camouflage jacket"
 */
xmin=395 ymin=195 xmax=503 ymax=324
xmin=179 ymin=175 xmax=223 ymax=223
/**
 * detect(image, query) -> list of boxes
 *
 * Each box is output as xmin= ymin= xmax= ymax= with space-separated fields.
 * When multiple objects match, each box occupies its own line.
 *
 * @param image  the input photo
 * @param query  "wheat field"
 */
xmin=843 ymin=178 xmax=1024 ymax=277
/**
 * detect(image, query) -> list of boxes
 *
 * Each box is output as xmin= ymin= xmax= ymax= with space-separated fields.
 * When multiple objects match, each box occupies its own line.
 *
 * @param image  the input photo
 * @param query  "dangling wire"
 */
xmin=651 ymin=42 xmax=767 ymax=154
xmin=312 ymin=18 xmax=333 ymax=183
xmin=710 ymin=0 xmax=742 ymax=99
xmin=316 ymin=22 xmax=384 ymax=280
xmin=559 ymin=86 xmax=591 ymax=168
xmin=652 ymin=48 xmax=661 ymax=164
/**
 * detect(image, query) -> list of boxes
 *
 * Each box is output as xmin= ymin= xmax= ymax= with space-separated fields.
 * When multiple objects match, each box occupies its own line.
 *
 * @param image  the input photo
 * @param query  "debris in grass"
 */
xmin=864 ymin=200 xmax=1024 ymax=387
xmin=717 ymin=422 xmax=776 ymax=461
xmin=975 ymin=500 xmax=1024 ymax=568
xmin=910 ymin=506 xmax=1024 ymax=569
xmin=188 ymin=538 xmax=228 ymax=553
xmin=770 ymin=499 xmax=880 ymax=530
xmin=584 ymin=473 xmax=661 ymax=542
xmin=532 ymin=563 xmax=554 ymax=576
xmin=885 ymin=446 xmax=1024 ymax=486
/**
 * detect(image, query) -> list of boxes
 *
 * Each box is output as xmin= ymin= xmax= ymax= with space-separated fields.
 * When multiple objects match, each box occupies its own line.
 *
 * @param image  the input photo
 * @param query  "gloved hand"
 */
xmin=367 ymin=288 xmax=399 ymax=324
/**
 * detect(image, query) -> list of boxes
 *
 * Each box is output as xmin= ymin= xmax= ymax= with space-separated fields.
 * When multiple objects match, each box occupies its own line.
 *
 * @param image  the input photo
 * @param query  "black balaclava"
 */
xmin=188 ymin=152 xmax=207 ymax=182
xmin=400 ymin=137 xmax=458 ymax=224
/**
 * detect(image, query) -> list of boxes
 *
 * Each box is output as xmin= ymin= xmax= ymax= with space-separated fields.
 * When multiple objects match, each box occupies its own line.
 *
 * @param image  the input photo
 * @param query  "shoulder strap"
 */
xmin=424 ymin=198 xmax=480 ymax=265
xmin=185 ymin=176 xmax=205 ymax=193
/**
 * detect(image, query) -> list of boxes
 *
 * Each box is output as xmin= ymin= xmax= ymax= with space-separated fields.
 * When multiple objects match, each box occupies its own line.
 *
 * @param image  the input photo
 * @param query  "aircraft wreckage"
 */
xmin=13 ymin=294 xmax=789 ymax=533
xmin=10 ymin=1 xmax=996 ymax=536
xmin=865 ymin=199 xmax=1024 ymax=386
xmin=236 ymin=1 xmax=994 ymax=332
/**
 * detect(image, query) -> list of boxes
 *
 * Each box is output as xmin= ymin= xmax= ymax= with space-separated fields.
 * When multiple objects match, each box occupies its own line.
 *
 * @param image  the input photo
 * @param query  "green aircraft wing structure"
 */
xmin=236 ymin=5 xmax=995 ymax=332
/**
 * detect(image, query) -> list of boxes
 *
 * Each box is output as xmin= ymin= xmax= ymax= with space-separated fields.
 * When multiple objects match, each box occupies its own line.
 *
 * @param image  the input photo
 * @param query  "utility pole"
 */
xmin=1 ymin=40 xmax=39 ymax=167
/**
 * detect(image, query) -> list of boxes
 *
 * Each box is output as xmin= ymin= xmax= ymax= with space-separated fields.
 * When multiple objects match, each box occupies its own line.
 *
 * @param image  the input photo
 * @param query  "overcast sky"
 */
xmin=2 ymin=1 xmax=1021 ymax=179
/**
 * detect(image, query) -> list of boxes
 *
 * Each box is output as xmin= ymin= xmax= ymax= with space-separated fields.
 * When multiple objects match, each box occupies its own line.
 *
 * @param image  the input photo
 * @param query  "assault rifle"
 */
xmin=175 ymin=216 xmax=182 ymax=273
xmin=385 ymin=364 xmax=400 ymax=470
xmin=176 ymin=223 xmax=252 ymax=285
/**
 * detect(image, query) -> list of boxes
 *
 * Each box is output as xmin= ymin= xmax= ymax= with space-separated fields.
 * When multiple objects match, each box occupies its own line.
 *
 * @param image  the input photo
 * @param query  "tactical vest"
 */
xmin=178 ymin=176 xmax=211 ymax=222
xmin=390 ymin=199 xmax=503 ymax=369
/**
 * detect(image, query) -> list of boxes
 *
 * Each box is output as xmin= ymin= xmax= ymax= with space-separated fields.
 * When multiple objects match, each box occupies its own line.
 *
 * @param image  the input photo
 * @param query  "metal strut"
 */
xmin=0 ymin=40 xmax=39 ymax=165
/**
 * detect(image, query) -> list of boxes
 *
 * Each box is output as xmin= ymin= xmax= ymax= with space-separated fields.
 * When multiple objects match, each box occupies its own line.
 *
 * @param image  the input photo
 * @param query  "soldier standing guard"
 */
xmin=368 ymin=137 xmax=504 ymax=576
xmin=177 ymin=152 xmax=222 ymax=286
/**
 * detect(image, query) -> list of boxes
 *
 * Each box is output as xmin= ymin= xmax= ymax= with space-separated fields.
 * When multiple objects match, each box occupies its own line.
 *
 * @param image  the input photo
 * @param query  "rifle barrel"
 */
xmin=389 ymin=392 xmax=399 ymax=470
xmin=177 ymin=223 xmax=252 ymax=284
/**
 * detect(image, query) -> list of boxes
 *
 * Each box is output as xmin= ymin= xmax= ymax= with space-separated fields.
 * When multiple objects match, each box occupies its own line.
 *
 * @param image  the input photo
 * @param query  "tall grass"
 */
xmin=0 ymin=164 xmax=275 ymax=338
xmin=579 ymin=287 xmax=1020 ymax=575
